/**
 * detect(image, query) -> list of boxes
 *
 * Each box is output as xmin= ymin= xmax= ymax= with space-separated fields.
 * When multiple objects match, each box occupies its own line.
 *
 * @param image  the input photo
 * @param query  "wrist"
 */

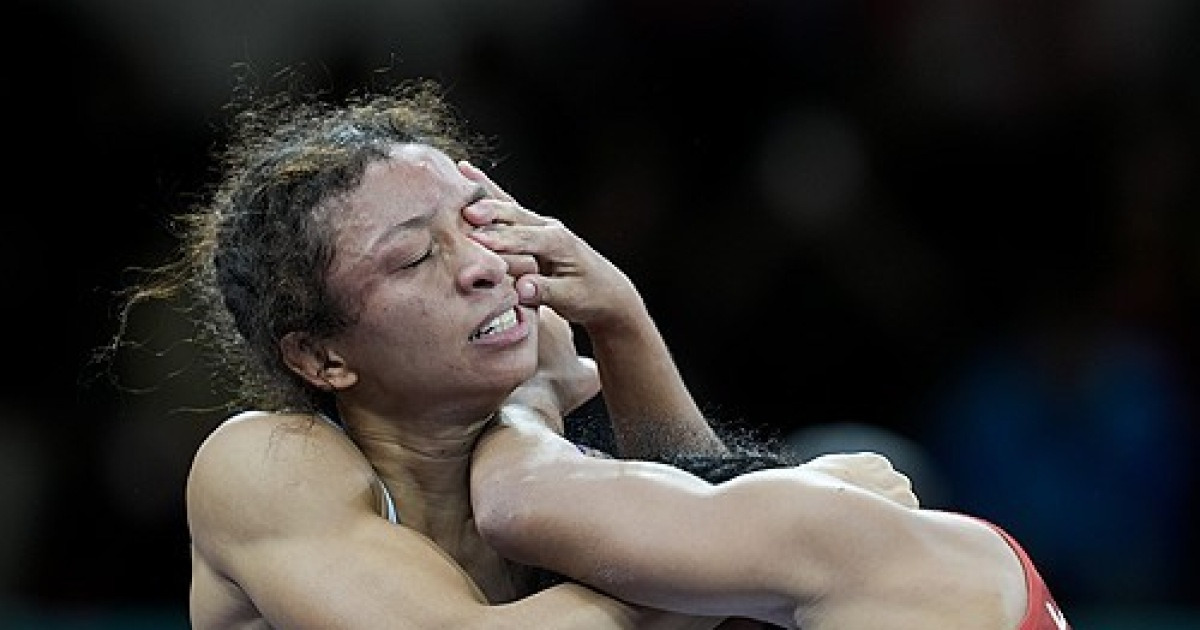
xmin=582 ymin=292 xmax=651 ymax=340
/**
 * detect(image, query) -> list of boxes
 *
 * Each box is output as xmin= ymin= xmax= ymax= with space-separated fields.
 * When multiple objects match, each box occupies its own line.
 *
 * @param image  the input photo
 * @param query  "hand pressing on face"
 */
xmin=458 ymin=161 xmax=647 ymax=336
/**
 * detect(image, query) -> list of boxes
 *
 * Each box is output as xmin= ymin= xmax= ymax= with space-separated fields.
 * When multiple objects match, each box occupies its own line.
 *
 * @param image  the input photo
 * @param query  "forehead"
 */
xmin=324 ymin=144 xmax=460 ymax=234
xmin=322 ymin=144 xmax=462 ymax=281
xmin=351 ymin=144 xmax=460 ymax=213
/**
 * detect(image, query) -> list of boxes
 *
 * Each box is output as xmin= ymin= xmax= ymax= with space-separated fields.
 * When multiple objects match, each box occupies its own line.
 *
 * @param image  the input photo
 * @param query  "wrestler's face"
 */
xmin=321 ymin=144 xmax=538 ymax=417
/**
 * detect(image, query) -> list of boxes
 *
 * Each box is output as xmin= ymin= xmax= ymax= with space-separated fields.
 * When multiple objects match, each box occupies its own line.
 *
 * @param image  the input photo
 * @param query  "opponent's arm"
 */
xmin=187 ymin=411 xmax=724 ymax=630
xmin=471 ymin=405 xmax=921 ymax=627
xmin=460 ymin=161 xmax=724 ymax=458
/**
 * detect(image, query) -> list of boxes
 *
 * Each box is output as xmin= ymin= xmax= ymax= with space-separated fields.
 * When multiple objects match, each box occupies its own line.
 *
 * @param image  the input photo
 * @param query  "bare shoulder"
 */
xmin=184 ymin=412 xmax=516 ymax=628
xmin=791 ymin=507 xmax=1029 ymax=630
xmin=917 ymin=510 xmax=1028 ymax=572
xmin=892 ymin=510 xmax=1030 ymax=628
xmin=849 ymin=508 xmax=1029 ymax=584
xmin=190 ymin=410 xmax=353 ymax=470
xmin=186 ymin=410 xmax=379 ymax=547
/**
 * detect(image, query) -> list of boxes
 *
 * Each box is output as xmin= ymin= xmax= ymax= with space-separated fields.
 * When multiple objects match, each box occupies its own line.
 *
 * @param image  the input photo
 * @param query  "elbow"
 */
xmin=472 ymin=475 xmax=560 ymax=564
xmin=473 ymin=493 xmax=528 ymax=556
xmin=471 ymin=428 xmax=585 ymax=562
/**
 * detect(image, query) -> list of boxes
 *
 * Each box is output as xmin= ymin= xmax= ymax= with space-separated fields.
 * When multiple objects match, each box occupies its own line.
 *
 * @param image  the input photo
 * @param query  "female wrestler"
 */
xmin=131 ymin=77 xmax=732 ymax=629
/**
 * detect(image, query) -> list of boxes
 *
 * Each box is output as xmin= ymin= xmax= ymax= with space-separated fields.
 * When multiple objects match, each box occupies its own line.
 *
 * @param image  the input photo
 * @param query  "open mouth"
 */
xmin=469 ymin=307 xmax=518 ymax=341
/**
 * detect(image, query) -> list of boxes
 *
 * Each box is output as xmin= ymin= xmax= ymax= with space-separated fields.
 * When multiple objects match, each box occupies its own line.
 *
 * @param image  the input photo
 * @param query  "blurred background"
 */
xmin=8 ymin=0 xmax=1199 ymax=627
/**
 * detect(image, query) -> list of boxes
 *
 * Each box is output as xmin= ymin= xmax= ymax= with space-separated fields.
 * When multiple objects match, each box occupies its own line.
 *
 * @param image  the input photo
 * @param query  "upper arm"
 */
xmin=187 ymin=412 xmax=683 ymax=630
xmin=187 ymin=413 xmax=496 ymax=629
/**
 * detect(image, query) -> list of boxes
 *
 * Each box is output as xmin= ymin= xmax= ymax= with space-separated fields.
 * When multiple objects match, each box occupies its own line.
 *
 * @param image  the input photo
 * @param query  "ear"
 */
xmin=280 ymin=332 xmax=358 ymax=391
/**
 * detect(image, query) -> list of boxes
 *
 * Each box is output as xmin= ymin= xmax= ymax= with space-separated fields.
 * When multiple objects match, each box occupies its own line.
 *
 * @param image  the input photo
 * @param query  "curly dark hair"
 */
xmin=107 ymin=74 xmax=490 ymax=417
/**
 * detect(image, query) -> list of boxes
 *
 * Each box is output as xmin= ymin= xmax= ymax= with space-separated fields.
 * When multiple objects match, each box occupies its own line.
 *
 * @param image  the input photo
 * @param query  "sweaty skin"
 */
xmin=186 ymin=143 xmax=727 ymax=630
xmin=472 ymin=394 xmax=1048 ymax=630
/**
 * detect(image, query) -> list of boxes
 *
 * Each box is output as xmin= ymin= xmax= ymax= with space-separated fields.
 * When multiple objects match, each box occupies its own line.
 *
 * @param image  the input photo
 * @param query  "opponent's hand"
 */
xmin=799 ymin=452 xmax=919 ymax=508
xmin=537 ymin=305 xmax=601 ymax=416
xmin=502 ymin=305 xmax=600 ymax=434
xmin=458 ymin=161 xmax=644 ymax=332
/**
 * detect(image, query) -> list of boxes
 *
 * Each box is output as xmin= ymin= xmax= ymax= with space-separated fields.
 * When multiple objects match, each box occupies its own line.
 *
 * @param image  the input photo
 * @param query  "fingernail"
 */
xmin=518 ymin=281 xmax=537 ymax=300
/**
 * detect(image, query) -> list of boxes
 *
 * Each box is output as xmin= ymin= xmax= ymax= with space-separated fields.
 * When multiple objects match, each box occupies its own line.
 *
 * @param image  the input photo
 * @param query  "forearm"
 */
xmin=473 ymin=421 xmax=722 ymax=605
xmin=586 ymin=305 xmax=725 ymax=458
xmin=472 ymin=412 xmax=848 ymax=623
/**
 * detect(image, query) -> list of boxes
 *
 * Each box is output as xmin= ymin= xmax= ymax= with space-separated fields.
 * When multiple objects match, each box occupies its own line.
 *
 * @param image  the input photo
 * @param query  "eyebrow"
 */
xmin=369 ymin=211 xmax=433 ymax=255
xmin=368 ymin=184 xmax=488 ymax=253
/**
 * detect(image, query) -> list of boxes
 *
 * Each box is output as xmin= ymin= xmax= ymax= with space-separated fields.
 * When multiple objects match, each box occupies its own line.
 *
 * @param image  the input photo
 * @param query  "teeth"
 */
xmin=470 ymin=308 xmax=517 ymax=341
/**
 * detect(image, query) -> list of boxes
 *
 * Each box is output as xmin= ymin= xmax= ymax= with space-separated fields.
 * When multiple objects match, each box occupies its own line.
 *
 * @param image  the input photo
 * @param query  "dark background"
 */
xmin=7 ymin=0 xmax=1199 ymax=627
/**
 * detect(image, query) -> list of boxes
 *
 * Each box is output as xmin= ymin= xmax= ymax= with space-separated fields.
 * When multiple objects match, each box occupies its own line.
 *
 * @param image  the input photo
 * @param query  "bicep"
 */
xmin=216 ymin=522 xmax=731 ymax=630
xmin=188 ymin=424 xmax=490 ymax=627
xmin=218 ymin=518 xmax=491 ymax=628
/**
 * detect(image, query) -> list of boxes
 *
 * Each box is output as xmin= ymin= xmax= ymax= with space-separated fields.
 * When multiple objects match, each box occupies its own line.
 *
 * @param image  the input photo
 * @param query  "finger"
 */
xmin=458 ymin=160 xmax=515 ymax=202
xmin=889 ymin=471 xmax=918 ymax=509
xmin=516 ymin=275 xmax=542 ymax=306
xmin=462 ymin=199 xmax=534 ymax=229
xmin=470 ymin=222 xmax=558 ymax=257
xmin=537 ymin=304 xmax=571 ymax=333
xmin=516 ymin=274 xmax=576 ymax=317
xmin=502 ymin=253 xmax=539 ymax=278
xmin=466 ymin=198 xmax=551 ymax=229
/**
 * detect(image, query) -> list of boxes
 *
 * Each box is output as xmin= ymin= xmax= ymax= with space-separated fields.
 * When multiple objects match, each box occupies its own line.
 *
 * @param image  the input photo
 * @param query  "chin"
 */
xmin=489 ymin=351 xmax=539 ymax=392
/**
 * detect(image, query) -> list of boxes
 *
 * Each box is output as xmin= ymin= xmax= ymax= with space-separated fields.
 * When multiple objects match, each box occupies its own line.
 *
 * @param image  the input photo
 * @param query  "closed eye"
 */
xmin=399 ymin=244 xmax=434 ymax=269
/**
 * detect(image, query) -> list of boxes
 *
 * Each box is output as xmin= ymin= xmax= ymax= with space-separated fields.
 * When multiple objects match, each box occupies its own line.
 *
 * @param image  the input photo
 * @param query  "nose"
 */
xmin=454 ymin=231 xmax=508 ymax=292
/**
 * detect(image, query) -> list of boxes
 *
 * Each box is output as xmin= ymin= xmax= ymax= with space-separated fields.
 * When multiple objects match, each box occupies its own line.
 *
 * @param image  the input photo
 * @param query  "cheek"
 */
xmin=377 ymin=294 xmax=464 ymax=355
xmin=348 ymin=301 xmax=447 ymax=379
xmin=377 ymin=297 xmax=440 ymax=340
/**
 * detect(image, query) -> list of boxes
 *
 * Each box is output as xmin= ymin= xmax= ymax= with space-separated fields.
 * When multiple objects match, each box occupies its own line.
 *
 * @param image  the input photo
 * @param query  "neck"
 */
xmin=339 ymin=403 xmax=495 ymax=531
xmin=342 ymin=405 xmax=531 ymax=600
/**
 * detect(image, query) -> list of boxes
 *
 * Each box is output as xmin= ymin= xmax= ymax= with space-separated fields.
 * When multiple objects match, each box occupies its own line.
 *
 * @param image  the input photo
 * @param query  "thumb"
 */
xmin=518 ymin=275 xmax=588 ymax=324
xmin=516 ymin=275 xmax=544 ymax=306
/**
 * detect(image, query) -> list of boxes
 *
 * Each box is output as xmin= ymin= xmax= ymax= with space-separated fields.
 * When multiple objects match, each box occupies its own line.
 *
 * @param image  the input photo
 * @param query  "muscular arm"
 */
xmin=483 ymin=319 xmax=1032 ymax=630
xmin=187 ymin=411 xmax=724 ymax=630
xmin=471 ymin=406 xmax=924 ymax=628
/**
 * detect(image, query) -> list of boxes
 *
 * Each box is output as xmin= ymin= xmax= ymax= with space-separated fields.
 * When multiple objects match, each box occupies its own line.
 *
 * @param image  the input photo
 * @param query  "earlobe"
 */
xmin=280 ymin=332 xmax=357 ymax=391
